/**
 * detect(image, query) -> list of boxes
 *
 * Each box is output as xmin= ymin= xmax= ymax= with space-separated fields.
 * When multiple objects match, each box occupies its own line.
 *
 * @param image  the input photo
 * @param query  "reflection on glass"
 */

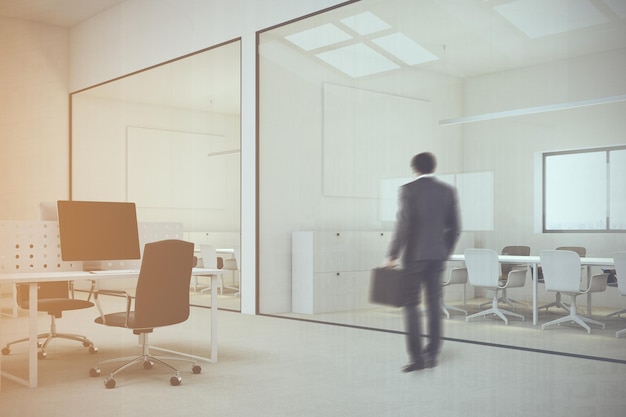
xmin=71 ymin=41 xmax=242 ymax=312
xmin=258 ymin=0 xmax=626 ymax=360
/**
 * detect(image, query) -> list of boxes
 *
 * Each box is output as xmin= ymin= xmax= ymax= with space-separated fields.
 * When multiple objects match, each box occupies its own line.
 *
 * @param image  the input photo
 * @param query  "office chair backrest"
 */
xmin=223 ymin=246 xmax=240 ymax=271
xmin=200 ymin=244 xmax=218 ymax=268
xmin=556 ymin=246 xmax=586 ymax=257
xmin=464 ymin=248 xmax=500 ymax=287
xmin=614 ymin=252 xmax=626 ymax=297
xmin=16 ymin=281 xmax=69 ymax=309
xmin=540 ymin=250 xmax=582 ymax=293
xmin=500 ymin=245 xmax=530 ymax=276
xmin=134 ymin=239 xmax=194 ymax=328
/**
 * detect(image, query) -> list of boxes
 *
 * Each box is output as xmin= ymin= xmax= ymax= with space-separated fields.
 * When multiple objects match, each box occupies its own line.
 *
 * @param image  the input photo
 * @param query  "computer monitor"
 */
xmin=57 ymin=200 xmax=141 ymax=262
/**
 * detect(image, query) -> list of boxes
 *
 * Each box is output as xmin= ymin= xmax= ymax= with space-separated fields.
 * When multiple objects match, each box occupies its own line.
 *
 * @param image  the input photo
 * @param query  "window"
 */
xmin=543 ymin=146 xmax=626 ymax=232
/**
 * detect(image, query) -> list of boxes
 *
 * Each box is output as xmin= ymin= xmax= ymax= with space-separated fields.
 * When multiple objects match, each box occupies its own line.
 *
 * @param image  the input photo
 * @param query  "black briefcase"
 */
xmin=369 ymin=267 xmax=407 ymax=307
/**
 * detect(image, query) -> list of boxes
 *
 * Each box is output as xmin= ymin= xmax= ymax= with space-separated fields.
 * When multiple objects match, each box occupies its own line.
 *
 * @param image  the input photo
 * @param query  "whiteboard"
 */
xmin=323 ymin=84 xmax=433 ymax=198
xmin=380 ymin=172 xmax=493 ymax=231
xmin=127 ymin=127 xmax=227 ymax=209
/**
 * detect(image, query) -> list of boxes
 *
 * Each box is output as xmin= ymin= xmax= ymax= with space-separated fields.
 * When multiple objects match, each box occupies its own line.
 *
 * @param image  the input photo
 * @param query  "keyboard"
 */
xmin=88 ymin=269 xmax=139 ymax=275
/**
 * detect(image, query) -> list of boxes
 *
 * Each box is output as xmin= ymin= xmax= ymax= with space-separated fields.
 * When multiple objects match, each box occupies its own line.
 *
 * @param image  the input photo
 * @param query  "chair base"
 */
xmin=441 ymin=304 xmax=467 ymax=319
xmin=196 ymin=275 xmax=223 ymax=295
xmin=2 ymin=319 xmax=97 ymax=359
xmin=616 ymin=328 xmax=626 ymax=338
xmin=606 ymin=308 xmax=626 ymax=319
xmin=541 ymin=299 xmax=605 ymax=334
xmin=467 ymin=296 xmax=525 ymax=325
xmin=538 ymin=292 xmax=570 ymax=313
xmin=479 ymin=296 xmax=525 ymax=310
xmin=90 ymin=333 xmax=201 ymax=388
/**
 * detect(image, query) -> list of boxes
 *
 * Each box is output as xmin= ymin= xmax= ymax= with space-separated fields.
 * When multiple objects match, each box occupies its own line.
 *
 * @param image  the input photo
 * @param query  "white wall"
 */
xmin=258 ymin=43 xmax=466 ymax=313
xmin=71 ymin=95 xmax=241 ymax=232
xmin=68 ymin=0 xmax=349 ymax=315
xmin=69 ymin=0 xmax=349 ymax=91
xmin=0 ymin=17 xmax=70 ymax=219
xmin=461 ymin=50 xmax=626 ymax=306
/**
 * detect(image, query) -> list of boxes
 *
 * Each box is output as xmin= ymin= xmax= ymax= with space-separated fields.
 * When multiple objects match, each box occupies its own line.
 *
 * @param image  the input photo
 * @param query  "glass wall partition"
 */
xmin=71 ymin=40 xmax=242 ymax=311
xmin=258 ymin=0 xmax=626 ymax=361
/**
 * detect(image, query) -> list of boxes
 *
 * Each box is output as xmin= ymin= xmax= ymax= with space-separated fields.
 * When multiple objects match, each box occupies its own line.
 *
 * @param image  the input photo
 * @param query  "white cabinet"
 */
xmin=292 ymin=231 xmax=391 ymax=314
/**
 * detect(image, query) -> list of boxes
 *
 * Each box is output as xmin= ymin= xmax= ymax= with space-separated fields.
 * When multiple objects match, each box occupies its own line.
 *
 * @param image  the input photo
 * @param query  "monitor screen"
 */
xmin=57 ymin=200 xmax=141 ymax=261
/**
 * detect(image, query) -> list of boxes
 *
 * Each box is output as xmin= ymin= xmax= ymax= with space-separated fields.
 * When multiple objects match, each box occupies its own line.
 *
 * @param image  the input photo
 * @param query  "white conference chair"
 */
xmin=221 ymin=246 xmax=240 ymax=296
xmin=198 ymin=244 xmax=223 ymax=294
xmin=464 ymin=248 xmax=526 ymax=325
xmin=537 ymin=246 xmax=586 ymax=313
xmin=539 ymin=250 xmax=607 ymax=334
xmin=441 ymin=267 xmax=468 ymax=319
xmin=480 ymin=245 xmax=530 ymax=310
xmin=612 ymin=252 xmax=626 ymax=338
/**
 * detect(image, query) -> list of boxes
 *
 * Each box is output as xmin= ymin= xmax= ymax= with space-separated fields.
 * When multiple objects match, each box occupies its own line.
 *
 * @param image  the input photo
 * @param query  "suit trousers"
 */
xmin=403 ymin=260 xmax=444 ymax=363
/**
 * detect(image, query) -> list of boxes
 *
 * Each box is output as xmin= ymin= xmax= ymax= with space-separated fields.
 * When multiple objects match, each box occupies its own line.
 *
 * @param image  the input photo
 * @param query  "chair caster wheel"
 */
xmin=88 ymin=346 xmax=98 ymax=354
xmin=192 ymin=365 xmax=202 ymax=374
xmin=38 ymin=351 xmax=47 ymax=360
xmin=143 ymin=360 xmax=154 ymax=369
xmin=104 ymin=378 xmax=116 ymax=389
xmin=1 ymin=347 xmax=10 ymax=355
xmin=170 ymin=376 xmax=182 ymax=386
xmin=89 ymin=367 xmax=101 ymax=377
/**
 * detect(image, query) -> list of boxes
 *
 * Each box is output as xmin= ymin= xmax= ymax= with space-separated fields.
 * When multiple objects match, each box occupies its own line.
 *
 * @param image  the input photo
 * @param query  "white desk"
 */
xmin=0 ymin=267 xmax=225 ymax=389
xmin=449 ymin=254 xmax=614 ymax=325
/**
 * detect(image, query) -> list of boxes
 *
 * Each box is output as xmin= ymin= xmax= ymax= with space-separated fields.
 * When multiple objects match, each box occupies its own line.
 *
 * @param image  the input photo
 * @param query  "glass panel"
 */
xmin=71 ymin=41 xmax=242 ymax=312
xmin=258 ymin=0 xmax=626 ymax=361
xmin=610 ymin=149 xmax=626 ymax=230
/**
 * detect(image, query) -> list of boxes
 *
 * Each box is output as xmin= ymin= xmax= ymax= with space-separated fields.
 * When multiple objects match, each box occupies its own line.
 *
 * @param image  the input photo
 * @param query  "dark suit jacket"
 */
xmin=387 ymin=176 xmax=461 ymax=264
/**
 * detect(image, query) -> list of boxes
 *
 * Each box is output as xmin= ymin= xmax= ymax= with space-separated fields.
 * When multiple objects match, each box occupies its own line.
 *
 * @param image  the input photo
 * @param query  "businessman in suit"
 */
xmin=386 ymin=152 xmax=461 ymax=372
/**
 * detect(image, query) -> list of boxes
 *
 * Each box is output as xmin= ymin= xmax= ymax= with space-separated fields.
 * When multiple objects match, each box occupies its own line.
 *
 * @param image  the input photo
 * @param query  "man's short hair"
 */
xmin=411 ymin=152 xmax=436 ymax=174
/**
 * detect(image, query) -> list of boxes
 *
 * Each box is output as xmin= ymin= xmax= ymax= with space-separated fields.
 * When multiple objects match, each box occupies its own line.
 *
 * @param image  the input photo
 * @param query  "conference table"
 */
xmin=448 ymin=253 xmax=614 ymax=326
xmin=0 ymin=267 xmax=225 ymax=389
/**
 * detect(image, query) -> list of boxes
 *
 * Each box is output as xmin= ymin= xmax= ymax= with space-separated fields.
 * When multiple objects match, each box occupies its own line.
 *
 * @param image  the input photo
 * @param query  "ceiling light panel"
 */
xmin=495 ymin=0 xmax=608 ymax=39
xmin=372 ymin=33 xmax=439 ymax=66
xmin=339 ymin=11 xmax=391 ymax=35
xmin=284 ymin=23 xmax=352 ymax=51
xmin=316 ymin=43 xmax=400 ymax=78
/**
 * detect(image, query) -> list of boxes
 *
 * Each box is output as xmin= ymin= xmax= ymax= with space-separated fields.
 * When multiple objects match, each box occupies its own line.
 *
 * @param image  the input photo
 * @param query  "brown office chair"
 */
xmin=88 ymin=239 xmax=199 ymax=388
xmin=1 ymin=281 xmax=98 ymax=359
xmin=538 ymin=246 xmax=586 ymax=312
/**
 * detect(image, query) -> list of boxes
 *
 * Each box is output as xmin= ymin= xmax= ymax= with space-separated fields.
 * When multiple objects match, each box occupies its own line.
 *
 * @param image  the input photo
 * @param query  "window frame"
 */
xmin=542 ymin=145 xmax=626 ymax=233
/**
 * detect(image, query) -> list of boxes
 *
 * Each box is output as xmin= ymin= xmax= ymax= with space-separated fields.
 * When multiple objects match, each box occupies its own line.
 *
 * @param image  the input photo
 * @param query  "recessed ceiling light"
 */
xmin=284 ymin=23 xmax=352 ymax=51
xmin=340 ymin=11 xmax=391 ymax=35
xmin=316 ymin=43 xmax=400 ymax=78
xmin=372 ymin=33 xmax=438 ymax=66
xmin=495 ymin=0 xmax=608 ymax=38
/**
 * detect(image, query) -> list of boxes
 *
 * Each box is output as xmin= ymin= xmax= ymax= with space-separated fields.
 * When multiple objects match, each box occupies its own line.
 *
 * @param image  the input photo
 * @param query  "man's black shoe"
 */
xmin=402 ymin=361 xmax=425 ymax=373
xmin=424 ymin=356 xmax=438 ymax=369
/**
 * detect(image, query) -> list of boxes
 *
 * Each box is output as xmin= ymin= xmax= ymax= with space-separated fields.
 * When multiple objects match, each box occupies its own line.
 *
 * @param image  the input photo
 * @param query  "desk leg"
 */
xmin=586 ymin=266 xmax=592 ymax=317
xmin=532 ymin=262 xmax=538 ymax=326
xmin=28 ymin=282 xmax=38 ymax=387
xmin=211 ymin=275 xmax=218 ymax=363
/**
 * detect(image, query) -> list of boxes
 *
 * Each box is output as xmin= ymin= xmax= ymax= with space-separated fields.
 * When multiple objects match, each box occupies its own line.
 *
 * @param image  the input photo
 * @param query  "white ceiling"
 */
xmin=0 ymin=0 xmax=125 ymax=27
xmin=2 ymin=0 xmax=625 ymax=114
